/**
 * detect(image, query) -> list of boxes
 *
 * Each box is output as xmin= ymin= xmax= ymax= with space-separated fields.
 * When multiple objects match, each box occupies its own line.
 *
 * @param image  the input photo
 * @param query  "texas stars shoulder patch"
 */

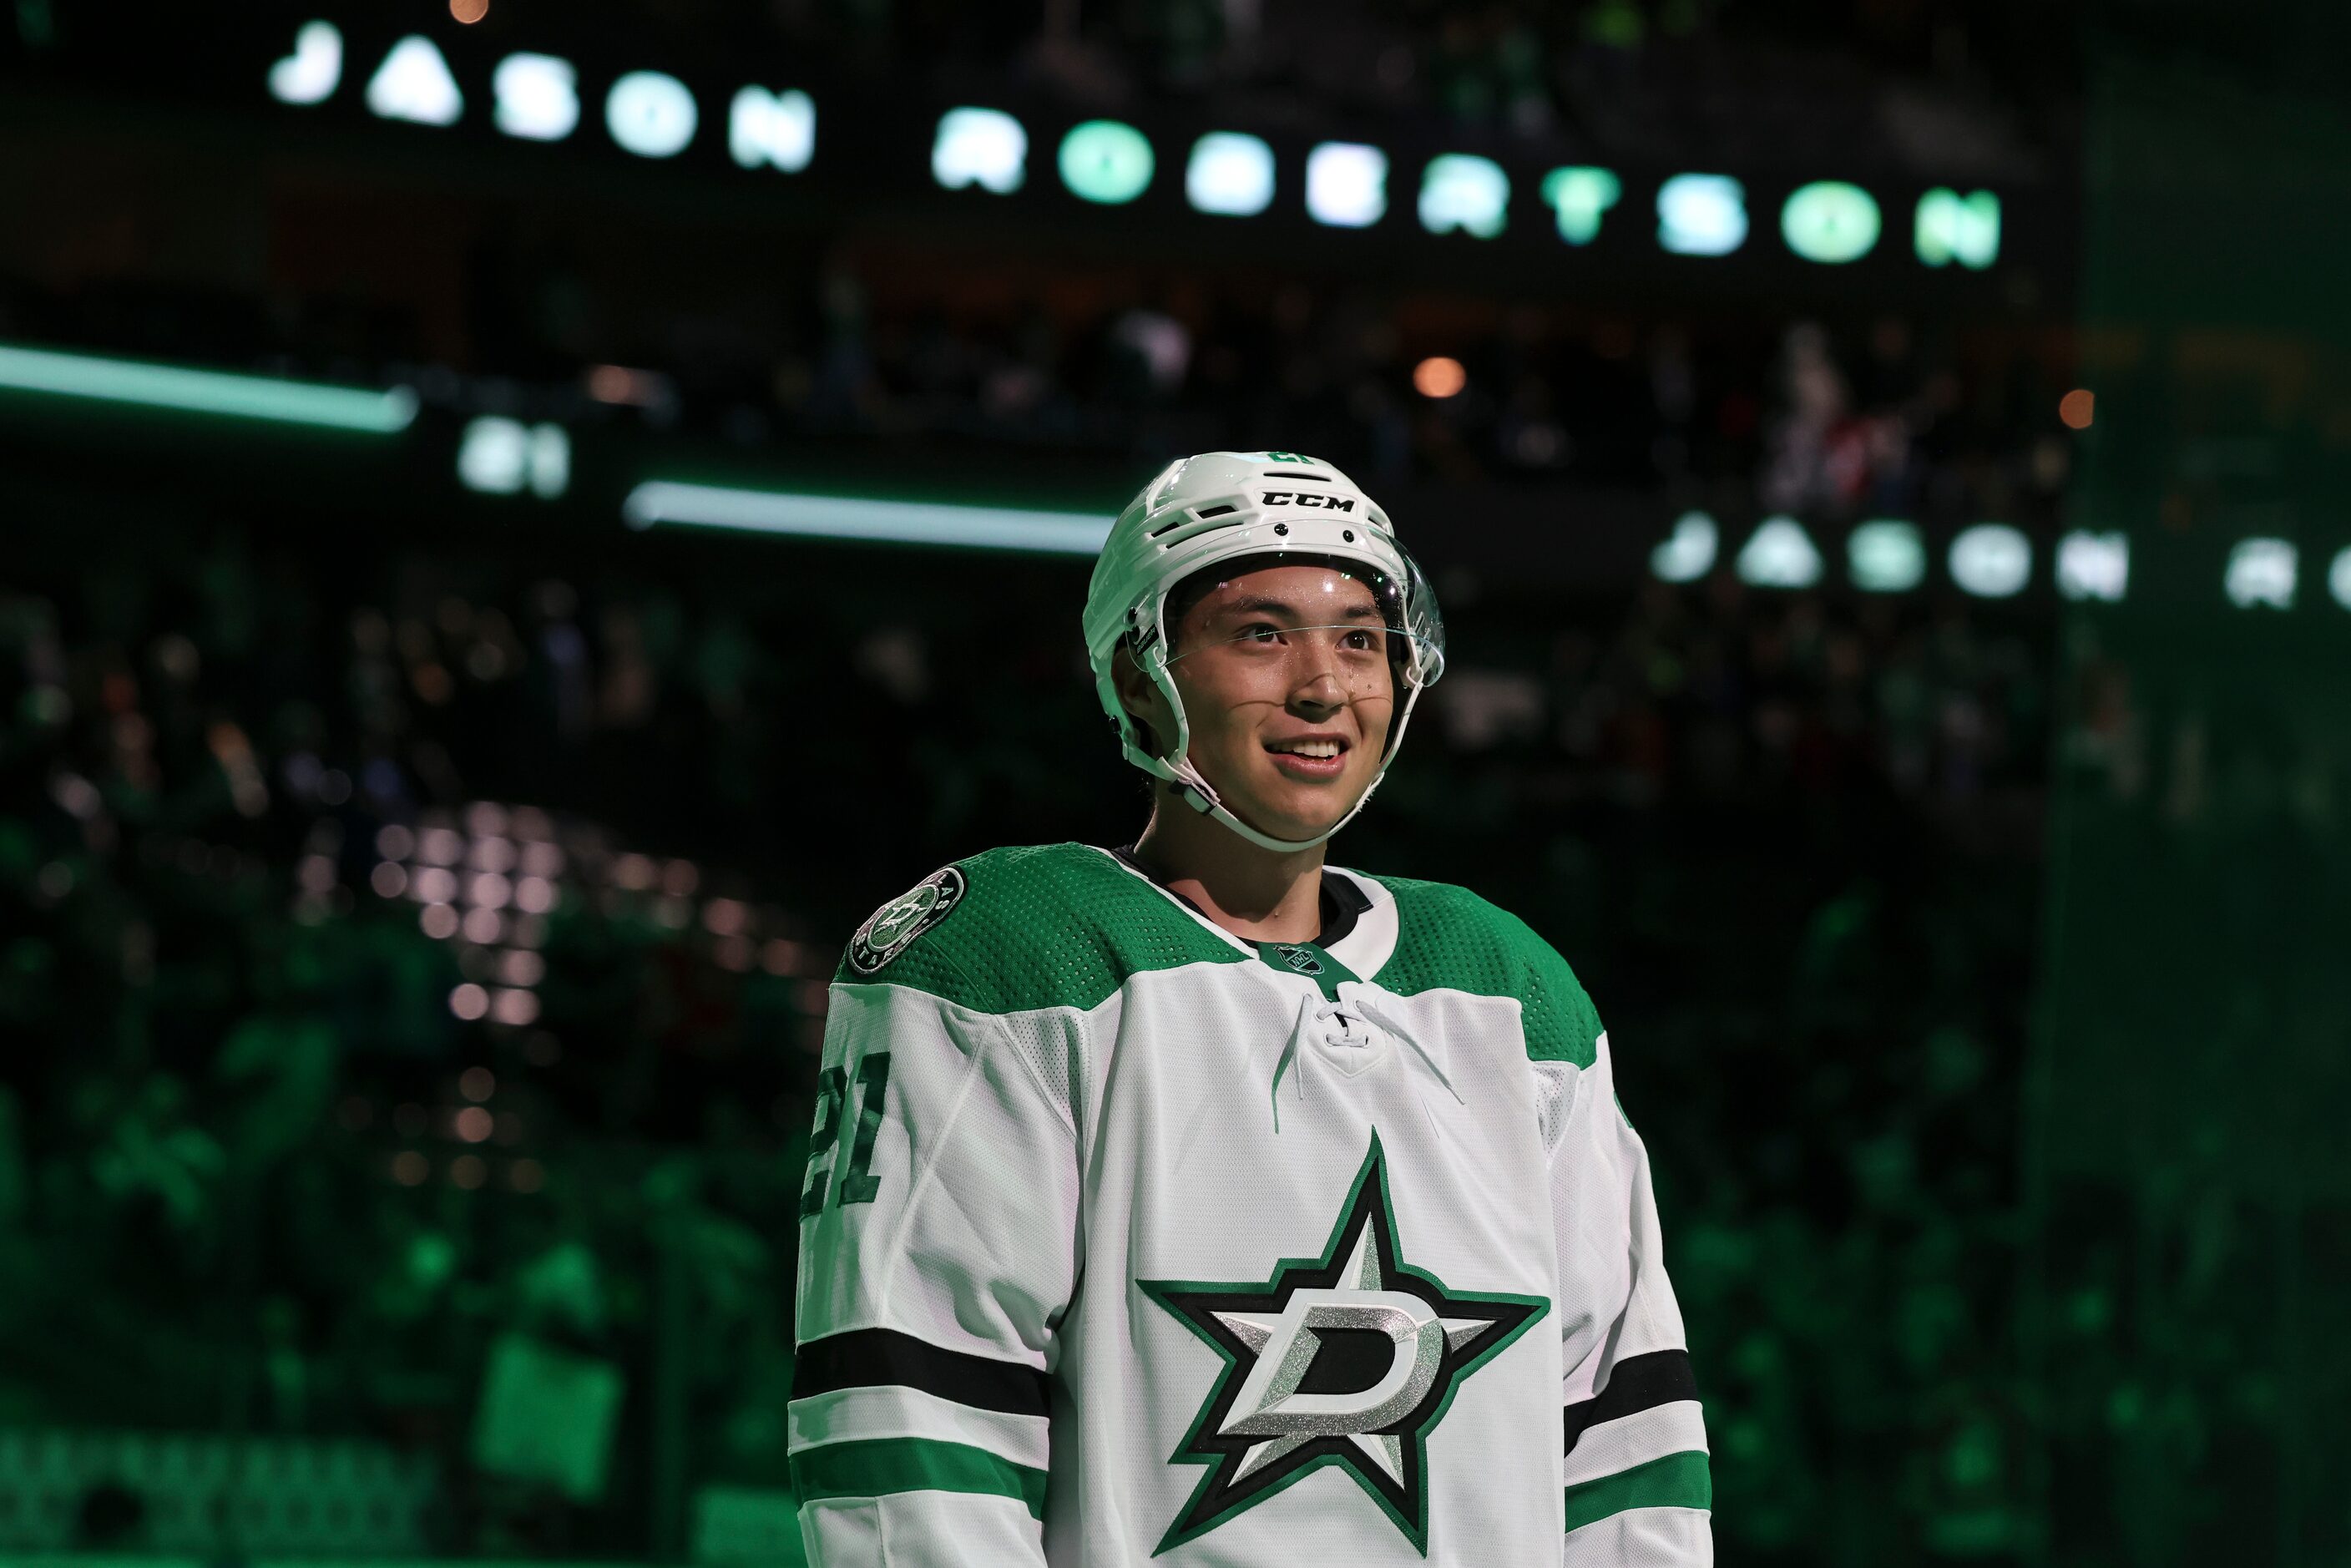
xmin=847 ymin=865 xmax=966 ymax=975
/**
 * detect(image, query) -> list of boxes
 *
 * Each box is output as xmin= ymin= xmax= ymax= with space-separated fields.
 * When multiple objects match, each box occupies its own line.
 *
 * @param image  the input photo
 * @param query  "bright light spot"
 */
xmin=2060 ymin=390 xmax=2096 ymax=429
xmin=730 ymin=86 xmax=815 ymax=171
xmin=451 ymin=1155 xmax=488 ymax=1190
xmin=1418 ymin=154 xmax=1510 ymax=238
xmin=367 ymin=36 xmax=463 ymax=127
xmin=371 ymin=862 xmax=407 ymax=898
xmin=412 ymin=867 xmax=458 ymax=903
xmin=499 ymin=949 xmax=545 ymax=986
xmin=1651 ymin=512 xmax=1717 ymax=583
xmin=459 ymin=417 xmax=529 ymax=493
xmin=450 ymin=0 xmax=488 ymax=22
xmin=605 ymin=71 xmax=698 ymax=158
xmin=2331 ymin=547 xmax=2351 ymax=610
xmin=492 ymin=989 xmax=541 ymax=1026
xmin=1413 ymin=357 xmax=1466 ymax=398
xmin=1059 ymin=119 xmax=1154 ymax=205
xmin=450 ymin=983 xmax=490 ymax=1020
xmin=463 ymin=908 xmax=504 ymax=945
xmin=268 ymin=22 xmax=342 ymax=106
xmin=1848 ymin=520 xmax=1926 ymax=591
xmin=1186 ymin=132 xmax=1275 ymax=216
xmin=933 ymin=108 xmax=1026 ymax=193
xmin=470 ymin=872 xmax=513 ymax=910
xmin=471 ymin=837 xmax=516 ymax=873
xmin=419 ymin=827 xmax=464 ymax=865
xmin=456 ymin=1106 xmax=494 ymax=1142
xmin=511 ymin=1158 xmax=545 ymax=1193
xmin=1306 ymin=143 xmax=1388 ymax=228
xmin=377 ymin=824 xmax=415 ymax=861
xmin=515 ymin=875 xmax=557 ymax=913
xmin=520 ymin=841 xmax=564 ymax=876
xmin=392 ymin=1151 xmax=430 ymax=1186
xmin=1781 ymin=181 xmax=1882 ymax=264
xmin=421 ymin=905 xmax=460 ymax=939
xmin=1949 ymin=524 xmax=2032 ymax=598
xmin=2056 ymin=531 xmax=2130 ymax=602
xmin=1539 ymin=166 xmax=1620 ymax=245
xmin=493 ymin=53 xmax=578 ymax=141
xmin=1658 ymin=175 xmax=1747 ymax=256
xmin=1737 ymin=517 xmax=1823 ymax=588
xmin=460 ymin=1066 xmax=496 ymax=1102
xmin=2225 ymin=538 xmax=2298 ymax=609
xmin=1915 ymin=188 xmax=2002 ymax=269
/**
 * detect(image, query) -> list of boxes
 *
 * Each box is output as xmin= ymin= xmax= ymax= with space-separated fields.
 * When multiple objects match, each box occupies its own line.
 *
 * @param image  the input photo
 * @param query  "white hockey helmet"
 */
xmin=1082 ymin=450 xmax=1445 ymax=852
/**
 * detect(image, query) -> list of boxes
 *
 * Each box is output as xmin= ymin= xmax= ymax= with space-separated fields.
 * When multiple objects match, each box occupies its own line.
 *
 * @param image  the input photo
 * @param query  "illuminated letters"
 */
xmin=1650 ymin=512 xmax=1717 ymax=583
xmin=606 ymin=71 xmax=699 ymax=158
xmin=1848 ymin=520 xmax=1925 ymax=591
xmin=1418 ymin=154 xmax=1509 ymax=238
xmin=1915 ymin=189 xmax=2001 ymax=269
xmin=494 ymin=54 xmax=579 ymax=142
xmin=1059 ymin=120 xmax=1155 ymax=205
xmin=1657 ymin=174 xmax=1747 ymax=256
xmin=1782 ymin=181 xmax=1882 ymax=264
xmin=1540 ymin=166 xmax=1620 ymax=245
xmin=933 ymin=108 xmax=1027 ymax=193
xmin=1306 ymin=143 xmax=1388 ymax=228
xmin=2055 ymin=531 xmax=2130 ymax=602
xmin=1737 ymin=517 xmax=1822 ymax=587
xmin=367 ymin=36 xmax=463 ymax=126
xmin=1949 ymin=524 xmax=2031 ymax=597
xmin=1186 ymin=133 xmax=1276 ymax=216
xmin=269 ymin=21 xmax=342 ymax=106
xmin=2225 ymin=539 xmax=2298 ymax=609
xmin=730 ymin=87 xmax=816 ymax=172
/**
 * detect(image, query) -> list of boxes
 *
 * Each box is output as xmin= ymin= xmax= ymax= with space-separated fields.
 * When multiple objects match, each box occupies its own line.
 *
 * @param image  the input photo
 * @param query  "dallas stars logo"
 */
xmin=1139 ymin=1136 xmax=1545 ymax=1555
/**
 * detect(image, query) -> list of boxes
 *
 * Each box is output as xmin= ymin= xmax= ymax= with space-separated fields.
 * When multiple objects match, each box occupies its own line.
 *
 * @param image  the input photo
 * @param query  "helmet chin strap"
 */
xmin=1165 ymin=759 xmax=1356 ymax=854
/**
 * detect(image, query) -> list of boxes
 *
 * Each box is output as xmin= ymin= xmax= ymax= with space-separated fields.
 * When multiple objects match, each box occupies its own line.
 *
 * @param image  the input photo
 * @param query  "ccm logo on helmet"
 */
xmin=1259 ymin=492 xmax=1356 ymax=511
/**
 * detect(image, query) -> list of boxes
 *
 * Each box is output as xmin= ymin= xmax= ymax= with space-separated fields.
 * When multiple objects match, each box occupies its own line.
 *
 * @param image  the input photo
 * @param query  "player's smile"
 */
xmin=1263 ymin=730 xmax=1352 ymax=781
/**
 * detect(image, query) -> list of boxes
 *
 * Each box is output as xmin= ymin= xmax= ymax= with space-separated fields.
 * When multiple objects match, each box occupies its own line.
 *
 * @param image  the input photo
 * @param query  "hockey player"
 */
xmin=791 ymin=452 xmax=1711 ymax=1565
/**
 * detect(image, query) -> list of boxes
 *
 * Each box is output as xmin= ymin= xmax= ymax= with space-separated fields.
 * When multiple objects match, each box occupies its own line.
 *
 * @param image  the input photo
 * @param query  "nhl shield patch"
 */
xmin=847 ymin=866 xmax=966 ymax=975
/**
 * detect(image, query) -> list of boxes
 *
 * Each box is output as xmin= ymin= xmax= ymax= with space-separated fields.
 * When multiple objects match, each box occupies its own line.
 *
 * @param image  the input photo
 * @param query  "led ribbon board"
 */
xmin=0 ymin=342 xmax=418 ymax=431
xmin=622 ymin=483 xmax=1112 ymax=554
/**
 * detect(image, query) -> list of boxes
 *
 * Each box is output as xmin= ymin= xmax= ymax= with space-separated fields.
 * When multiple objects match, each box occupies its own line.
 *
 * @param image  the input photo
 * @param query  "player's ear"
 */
xmin=1111 ymin=644 xmax=1168 ymax=754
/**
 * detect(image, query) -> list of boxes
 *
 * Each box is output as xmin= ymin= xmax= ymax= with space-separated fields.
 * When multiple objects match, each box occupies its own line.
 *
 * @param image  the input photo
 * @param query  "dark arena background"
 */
xmin=1 ymin=0 xmax=2347 ymax=1563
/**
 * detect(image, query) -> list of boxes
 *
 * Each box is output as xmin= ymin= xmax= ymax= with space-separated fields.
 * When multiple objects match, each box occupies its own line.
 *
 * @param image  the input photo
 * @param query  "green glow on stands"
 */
xmin=1540 ymin=166 xmax=1620 ymax=245
xmin=1915 ymin=189 xmax=2001 ymax=269
xmin=1737 ymin=517 xmax=1822 ymax=587
xmin=1848 ymin=520 xmax=1924 ymax=590
xmin=0 ymin=343 xmax=418 ymax=431
xmin=622 ymin=483 xmax=1111 ymax=554
xmin=1650 ymin=511 xmax=1717 ymax=582
xmin=1782 ymin=181 xmax=1881 ymax=264
xmin=2224 ymin=538 xmax=2298 ymax=609
xmin=1059 ymin=120 xmax=1155 ymax=205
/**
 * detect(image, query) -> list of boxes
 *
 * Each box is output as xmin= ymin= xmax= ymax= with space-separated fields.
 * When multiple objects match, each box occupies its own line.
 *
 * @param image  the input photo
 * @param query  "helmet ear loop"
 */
xmin=1136 ymin=603 xmax=1218 ymax=813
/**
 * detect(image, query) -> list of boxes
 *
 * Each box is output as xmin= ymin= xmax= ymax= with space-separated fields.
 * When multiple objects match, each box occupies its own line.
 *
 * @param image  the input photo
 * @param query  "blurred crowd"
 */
xmin=0 ymin=479 xmax=2045 ymax=1556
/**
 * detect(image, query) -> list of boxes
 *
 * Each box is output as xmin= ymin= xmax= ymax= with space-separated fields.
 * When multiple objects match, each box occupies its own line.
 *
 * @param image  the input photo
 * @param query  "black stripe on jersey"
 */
xmin=1562 ymin=1349 xmax=1699 ymax=1454
xmin=793 ymin=1328 xmax=1051 ymax=1417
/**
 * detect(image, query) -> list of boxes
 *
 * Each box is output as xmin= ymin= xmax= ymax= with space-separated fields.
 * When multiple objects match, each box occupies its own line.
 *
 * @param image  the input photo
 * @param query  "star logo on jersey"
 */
xmin=1139 ymin=1135 xmax=1546 ymax=1555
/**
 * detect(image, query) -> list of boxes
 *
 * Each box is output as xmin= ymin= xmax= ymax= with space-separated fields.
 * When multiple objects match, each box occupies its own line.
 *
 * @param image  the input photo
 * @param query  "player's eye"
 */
xmin=1236 ymin=622 xmax=1283 ymax=645
xmin=1341 ymin=628 xmax=1380 ymax=652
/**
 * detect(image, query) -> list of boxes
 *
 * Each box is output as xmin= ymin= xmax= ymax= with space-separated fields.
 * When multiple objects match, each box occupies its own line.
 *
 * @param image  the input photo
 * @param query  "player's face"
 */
xmin=1163 ymin=564 xmax=1395 ymax=843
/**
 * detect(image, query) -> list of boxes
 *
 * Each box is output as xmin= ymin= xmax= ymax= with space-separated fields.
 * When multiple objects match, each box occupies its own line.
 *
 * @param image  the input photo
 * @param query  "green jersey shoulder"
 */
xmin=1370 ymin=874 xmax=1606 ymax=1069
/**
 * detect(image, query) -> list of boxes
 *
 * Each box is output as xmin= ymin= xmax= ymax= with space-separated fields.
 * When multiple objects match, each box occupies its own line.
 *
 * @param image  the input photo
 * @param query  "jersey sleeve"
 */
xmin=790 ymin=915 xmax=1082 ymax=1564
xmin=1549 ymin=1027 xmax=1713 ymax=1564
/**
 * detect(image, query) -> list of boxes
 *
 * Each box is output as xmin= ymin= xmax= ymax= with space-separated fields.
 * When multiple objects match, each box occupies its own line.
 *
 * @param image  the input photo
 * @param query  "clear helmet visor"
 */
xmin=1157 ymin=547 xmax=1447 ymax=699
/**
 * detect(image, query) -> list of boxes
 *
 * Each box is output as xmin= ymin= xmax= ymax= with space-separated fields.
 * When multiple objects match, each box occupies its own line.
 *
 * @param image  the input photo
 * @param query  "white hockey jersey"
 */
xmin=791 ymin=843 xmax=1711 ymax=1565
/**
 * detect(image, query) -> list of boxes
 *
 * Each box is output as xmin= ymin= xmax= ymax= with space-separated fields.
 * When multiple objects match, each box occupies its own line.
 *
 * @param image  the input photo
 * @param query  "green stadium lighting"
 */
xmin=933 ymin=108 xmax=1027 ymax=192
xmin=367 ymin=36 xmax=463 ymax=126
xmin=622 ymin=483 xmax=1112 ymax=555
xmin=1649 ymin=511 xmax=1717 ymax=582
xmin=1848 ymin=519 xmax=1925 ymax=590
xmin=2055 ymin=530 xmax=2130 ymax=602
xmin=1417 ymin=154 xmax=1510 ymax=238
xmin=269 ymin=21 xmax=342 ymax=105
xmin=1059 ymin=120 xmax=1155 ymax=205
xmin=2330 ymin=545 xmax=2351 ymax=610
xmin=0 ymin=342 xmax=419 ymax=432
xmin=1736 ymin=517 xmax=1822 ymax=587
xmin=1781 ymin=180 xmax=1882 ymax=264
